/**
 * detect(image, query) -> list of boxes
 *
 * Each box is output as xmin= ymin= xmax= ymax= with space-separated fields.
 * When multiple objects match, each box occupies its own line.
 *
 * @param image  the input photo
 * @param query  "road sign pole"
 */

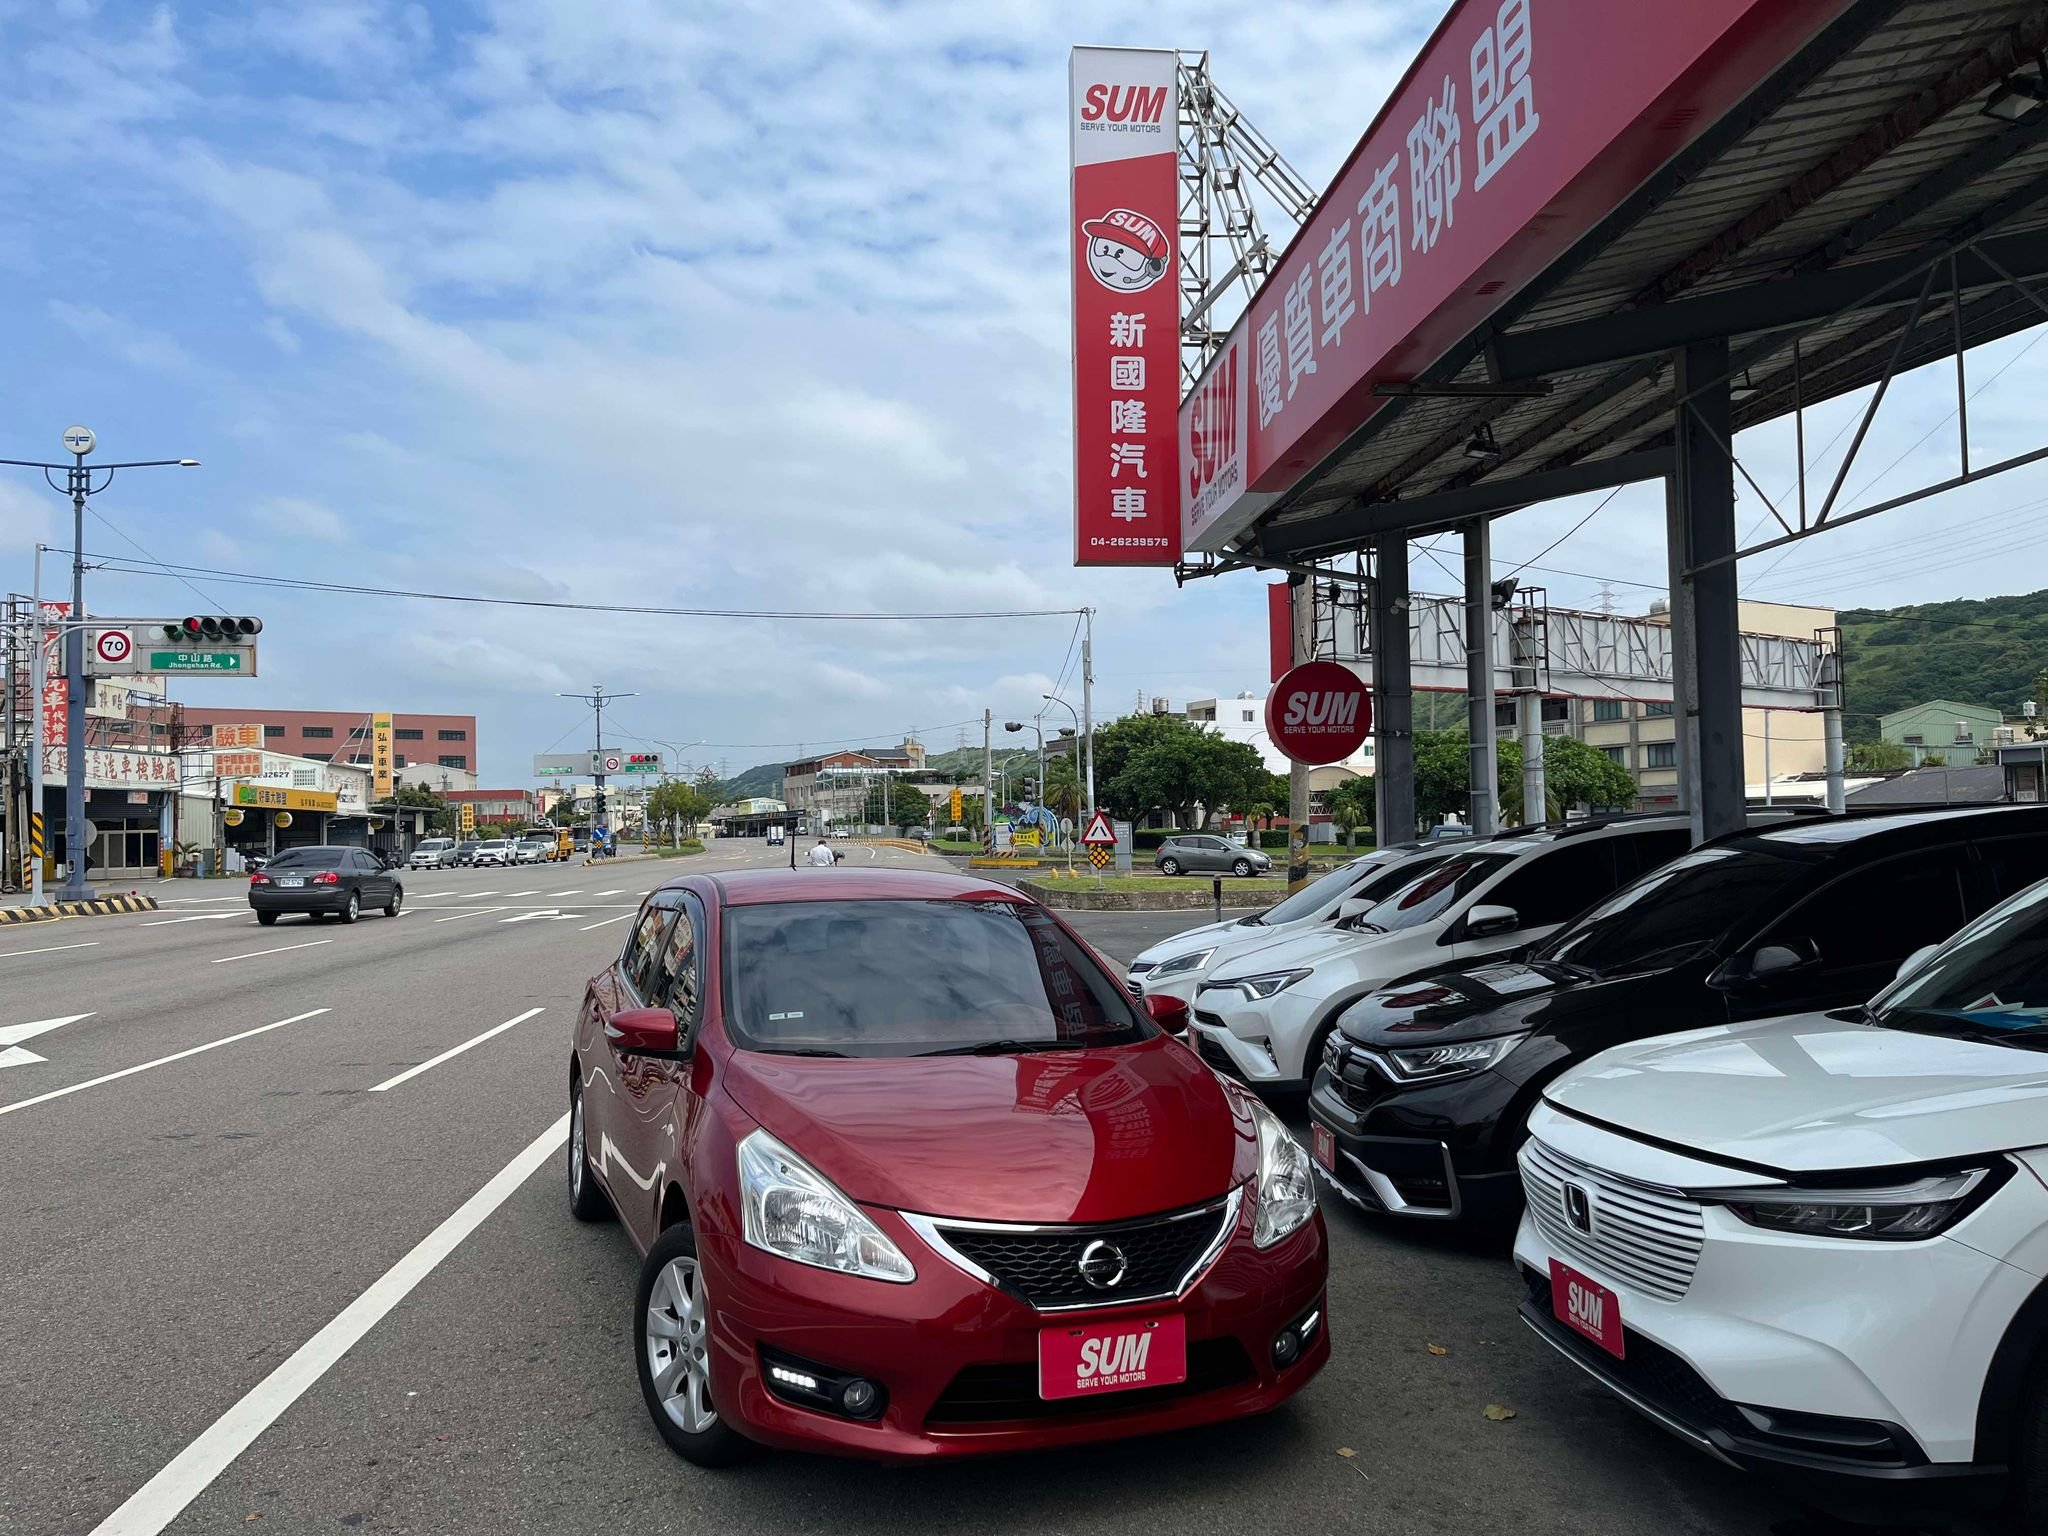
xmin=61 ymin=463 xmax=88 ymax=901
xmin=27 ymin=546 xmax=44 ymax=907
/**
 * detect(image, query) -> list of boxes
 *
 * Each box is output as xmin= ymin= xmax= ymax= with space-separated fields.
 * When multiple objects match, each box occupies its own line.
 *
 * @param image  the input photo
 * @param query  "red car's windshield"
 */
xmin=721 ymin=898 xmax=1154 ymax=1057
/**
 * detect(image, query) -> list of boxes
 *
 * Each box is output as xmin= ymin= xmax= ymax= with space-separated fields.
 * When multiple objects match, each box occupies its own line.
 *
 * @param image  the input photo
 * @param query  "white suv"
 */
xmin=1128 ymin=844 xmax=1452 ymax=1007
xmin=1189 ymin=818 xmax=1692 ymax=1087
xmin=1514 ymin=877 xmax=2048 ymax=1525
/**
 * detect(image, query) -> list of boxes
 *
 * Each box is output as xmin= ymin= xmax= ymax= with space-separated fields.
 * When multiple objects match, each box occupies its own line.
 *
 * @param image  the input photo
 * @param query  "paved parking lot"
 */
xmin=0 ymin=842 xmax=1986 ymax=1534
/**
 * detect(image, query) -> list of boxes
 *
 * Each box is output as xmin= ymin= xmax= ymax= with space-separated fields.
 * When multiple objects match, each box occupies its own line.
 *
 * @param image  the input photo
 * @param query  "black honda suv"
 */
xmin=1307 ymin=805 xmax=2048 ymax=1225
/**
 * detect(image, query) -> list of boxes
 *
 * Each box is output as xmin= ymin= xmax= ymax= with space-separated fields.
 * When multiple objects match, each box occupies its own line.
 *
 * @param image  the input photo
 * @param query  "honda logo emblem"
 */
xmin=1563 ymin=1182 xmax=1593 ymax=1234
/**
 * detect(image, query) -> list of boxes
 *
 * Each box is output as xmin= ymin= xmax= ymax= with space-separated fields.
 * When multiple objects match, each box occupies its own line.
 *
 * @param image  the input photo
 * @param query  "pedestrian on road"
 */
xmin=806 ymin=838 xmax=835 ymax=867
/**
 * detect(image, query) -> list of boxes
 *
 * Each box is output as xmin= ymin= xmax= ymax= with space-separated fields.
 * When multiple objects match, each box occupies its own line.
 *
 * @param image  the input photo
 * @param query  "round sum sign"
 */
xmin=1265 ymin=660 xmax=1372 ymax=765
xmin=94 ymin=629 xmax=132 ymax=666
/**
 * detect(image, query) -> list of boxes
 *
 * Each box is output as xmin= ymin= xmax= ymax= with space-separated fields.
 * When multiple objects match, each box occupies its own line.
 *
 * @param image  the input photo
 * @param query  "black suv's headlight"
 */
xmin=1385 ymin=1031 xmax=1528 ymax=1083
xmin=1700 ymin=1163 xmax=2010 ymax=1241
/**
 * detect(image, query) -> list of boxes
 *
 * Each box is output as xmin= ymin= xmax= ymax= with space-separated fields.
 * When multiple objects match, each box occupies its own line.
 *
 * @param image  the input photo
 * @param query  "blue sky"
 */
xmin=3 ymin=0 xmax=2045 ymax=783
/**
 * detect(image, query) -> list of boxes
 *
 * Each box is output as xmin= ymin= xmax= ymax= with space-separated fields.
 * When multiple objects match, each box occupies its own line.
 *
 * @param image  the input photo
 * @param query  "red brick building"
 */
xmin=175 ymin=707 xmax=479 ymax=776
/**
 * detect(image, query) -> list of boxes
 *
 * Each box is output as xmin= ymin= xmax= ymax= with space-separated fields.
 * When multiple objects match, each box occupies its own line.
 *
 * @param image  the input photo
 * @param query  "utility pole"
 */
xmin=983 ymin=708 xmax=993 ymax=841
xmin=1081 ymin=607 xmax=1096 ymax=824
xmin=1 ymin=430 xmax=198 ymax=900
xmin=559 ymin=684 xmax=636 ymax=843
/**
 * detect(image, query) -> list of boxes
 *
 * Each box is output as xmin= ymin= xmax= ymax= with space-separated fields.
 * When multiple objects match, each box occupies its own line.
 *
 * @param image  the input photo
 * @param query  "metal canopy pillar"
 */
xmin=1463 ymin=522 xmax=1497 ymax=835
xmin=1672 ymin=339 xmax=1745 ymax=841
xmin=1371 ymin=538 xmax=1414 ymax=843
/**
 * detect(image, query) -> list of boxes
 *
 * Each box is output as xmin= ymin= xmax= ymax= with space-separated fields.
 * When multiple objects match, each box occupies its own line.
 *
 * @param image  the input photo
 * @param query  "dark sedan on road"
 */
xmin=568 ymin=866 xmax=1327 ymax=1464
xmin=248 ymin=846 xmax=404 ymax=925
xmin=1308 ymin=805 xmax=2048 ymax=1225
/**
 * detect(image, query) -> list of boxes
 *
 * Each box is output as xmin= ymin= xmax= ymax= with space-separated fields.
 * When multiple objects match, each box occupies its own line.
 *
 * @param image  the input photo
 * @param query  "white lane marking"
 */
xmin=409 ymin=891 xmax=457 ymax=900
xmin=0 ymin=1010 xmax=331 ymax=1120
xmin=549 ymin=889 xmax=583 ymax=897
xmin=499 ymin=909 xmax=576 ymax=924
xmin=432 ymin=907 xmax=503 ymax=923
xmin=0 ymin=941 xmax=99 ymax=961
xmin=0 ymin=1012 xmax=95 ymax=1070
xmin=454 ymin=892 xmax=498 ymax=902
xmin=140 ymin=913 xmax=240 ymax=927
xmin=591 ymin=888 xmax=625 ymax=896
xmin=579 ymin=913 xmax=633 ymax=932
xmin=85 ymin=1110 xmax=567 ymax=1535
xmin=211 ymin=939 xmax=334 ymax=965
xmin=369 ymin=1007 xmax=545 ymax=1093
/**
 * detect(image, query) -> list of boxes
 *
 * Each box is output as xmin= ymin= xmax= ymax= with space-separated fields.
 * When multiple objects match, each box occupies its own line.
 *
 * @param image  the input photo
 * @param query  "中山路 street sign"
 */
xmin=149 ymin=648 xmax=254 ymax=675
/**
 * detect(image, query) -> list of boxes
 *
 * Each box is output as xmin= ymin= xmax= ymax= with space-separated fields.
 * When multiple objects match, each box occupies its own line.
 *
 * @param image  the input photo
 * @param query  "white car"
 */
xmin=473 ymin=838 xmax=514 ymax=867
xmin=1189 ymin=818 xmax=1692 ymax=1087
xmin=1128 ymin=844 xmax=1453 ymax=1007
xmin=408 ymin=837 xmax=456 ymax=870
xmin=512 ymin=837 xmax=551 ymax=864
xmin=1512 ymin=879 xmax=2048 ymax=1526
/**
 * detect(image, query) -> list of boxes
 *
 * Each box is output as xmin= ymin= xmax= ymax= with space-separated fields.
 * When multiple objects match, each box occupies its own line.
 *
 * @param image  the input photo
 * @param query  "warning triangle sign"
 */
xmin=1081 ymin=810 xmax=1117 ymax=847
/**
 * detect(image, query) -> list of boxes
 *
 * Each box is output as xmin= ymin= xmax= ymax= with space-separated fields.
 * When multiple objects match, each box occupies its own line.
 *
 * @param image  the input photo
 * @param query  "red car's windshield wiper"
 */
xmin=916 ymin=1038 xmax=1079 ymax=1057
xmin=762 ymin=1046 xmax=849 ymax=1058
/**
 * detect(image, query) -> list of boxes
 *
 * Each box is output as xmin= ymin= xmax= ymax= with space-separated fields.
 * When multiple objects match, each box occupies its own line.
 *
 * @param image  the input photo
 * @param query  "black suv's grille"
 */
xmin=926 ymin=1338 xmax=1253 ymax=1425
xmin=934 ymin=1197 xmax=1233 ymax=1310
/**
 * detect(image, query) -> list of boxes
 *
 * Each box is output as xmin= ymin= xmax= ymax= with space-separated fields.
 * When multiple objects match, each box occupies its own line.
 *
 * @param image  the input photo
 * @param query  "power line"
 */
xmin=79 ymin=553 xmax=1085 ymax=622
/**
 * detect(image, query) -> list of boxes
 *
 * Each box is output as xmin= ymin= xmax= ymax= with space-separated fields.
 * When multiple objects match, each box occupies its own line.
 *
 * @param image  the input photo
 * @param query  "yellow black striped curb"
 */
xmin=0 ymin=893 xmax=160 ymax=924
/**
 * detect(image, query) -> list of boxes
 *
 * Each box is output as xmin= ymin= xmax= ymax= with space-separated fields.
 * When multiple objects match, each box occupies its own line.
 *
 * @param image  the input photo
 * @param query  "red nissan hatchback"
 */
xmin=568 ymin=868 xmax=1329 ymax=1463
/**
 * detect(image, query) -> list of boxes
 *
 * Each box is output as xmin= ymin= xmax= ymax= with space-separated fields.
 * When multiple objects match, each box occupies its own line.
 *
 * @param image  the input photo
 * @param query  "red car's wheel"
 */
xmin=634 ymin=1224 xmax=751 ymax=1466
xmin=566 ymin=1079 xmax=612 ymax=1224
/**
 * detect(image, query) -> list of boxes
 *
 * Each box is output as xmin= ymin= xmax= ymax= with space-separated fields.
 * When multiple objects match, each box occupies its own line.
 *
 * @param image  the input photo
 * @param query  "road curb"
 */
xmin=0 ymin=892 xmax=161 ymax=924
xmin=1017 ymin=879 xmax=1285 ymax=912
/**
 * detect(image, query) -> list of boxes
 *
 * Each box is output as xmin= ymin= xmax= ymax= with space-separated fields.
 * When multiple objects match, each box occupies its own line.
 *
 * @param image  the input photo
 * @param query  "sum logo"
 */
xmin=1187 ymin=346 xmax=1238 ymax=499
xmin=1080 ymin=83 xmax=1169 ymax=124
xmin=1281 ymin=691 xmax=1360 ymax=731
xmin=1567 ymin=1280 xmax=1605 ymax=1336
xmin=1076 ymin=1331 xmax=1153 ymax=1382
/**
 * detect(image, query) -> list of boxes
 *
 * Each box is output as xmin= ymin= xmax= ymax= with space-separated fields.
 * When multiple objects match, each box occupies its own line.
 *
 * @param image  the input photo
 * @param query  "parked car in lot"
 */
xmin=473 ymin=838 xmax=514 ymax=867
xmin=1191 ymin=817 xmax=1693 ymax=1090
xmin=1309 ymin=804 xmax=2048 ymax=1225
xmin=452 ymin=840 xmax=482 ymax=866
xmin=567 ymin=867 xmax=1327 ymax=1465
xmin=1128 ymin=844 xmax=1455 ymax=1007
xmin=1512 ymin=869 xmax=2048 ymax=1527
xmin=1155 ymin=834 xmax=1271 ymax=878
xmin=248 ymin=845 xmax=403 ymax=925
xmin=409 ymin=837 xmax=457 ymax=870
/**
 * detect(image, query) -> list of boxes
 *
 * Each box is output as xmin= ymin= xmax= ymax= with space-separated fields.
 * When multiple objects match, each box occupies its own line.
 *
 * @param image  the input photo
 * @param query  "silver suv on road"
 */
xmin=1155 ymin=834 xmax=1272 ymax=878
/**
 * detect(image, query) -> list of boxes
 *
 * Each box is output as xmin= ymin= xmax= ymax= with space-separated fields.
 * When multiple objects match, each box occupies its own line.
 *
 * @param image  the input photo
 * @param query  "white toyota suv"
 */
xmin=1514 ymin=877 xmax=2048 ymax=1527
xmin=1127 ymin=843 xmax=1452 ymax=1007
xmin=1188 ymin=818 xmax=1692 ymax=1088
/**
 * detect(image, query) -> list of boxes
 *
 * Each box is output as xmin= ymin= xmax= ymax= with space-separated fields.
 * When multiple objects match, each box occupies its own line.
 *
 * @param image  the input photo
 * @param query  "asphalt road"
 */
xmin=0 ymin=838 xmax=1982 ymax=1535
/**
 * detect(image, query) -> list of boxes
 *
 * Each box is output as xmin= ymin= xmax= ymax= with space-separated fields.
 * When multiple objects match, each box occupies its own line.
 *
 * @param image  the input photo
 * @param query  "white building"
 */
xmin=1185 ymin=691 xmax=1374 ymax=789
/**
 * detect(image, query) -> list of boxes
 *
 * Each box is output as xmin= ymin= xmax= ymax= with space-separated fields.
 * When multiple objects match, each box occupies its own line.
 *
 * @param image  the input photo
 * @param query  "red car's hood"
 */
xmin=720 ymin=1037 xmax=1255 ymax=1223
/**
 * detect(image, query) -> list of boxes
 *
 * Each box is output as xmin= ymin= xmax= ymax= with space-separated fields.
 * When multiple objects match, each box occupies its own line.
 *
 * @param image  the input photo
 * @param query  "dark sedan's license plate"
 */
xmin=275 ymin=876 xmax=304 ymax=888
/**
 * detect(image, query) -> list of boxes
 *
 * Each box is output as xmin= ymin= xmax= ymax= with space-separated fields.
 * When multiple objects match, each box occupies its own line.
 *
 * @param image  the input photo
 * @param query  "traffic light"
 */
xmin=594 ymin=789 xmax=609 ymax=819
xmin=159 ymin=616 xmax=263 ymax=642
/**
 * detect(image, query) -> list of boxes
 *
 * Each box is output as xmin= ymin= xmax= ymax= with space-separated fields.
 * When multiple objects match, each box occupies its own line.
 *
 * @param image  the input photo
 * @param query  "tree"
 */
xmin=646 ymin=780 xmax=713 ymax=843
xmin=1541 ymin=736 xmax=1639 ymax=814
xmin=1041 ymin=757 xmax=1083 ymax=822
xmin=1326 ymin=775 xmax=1375 ymax=850
xmin=863 ymin=776 xmax=931 ymax=831
xmin=1102 ymin=724 xmax=1273 ymax=827
xmin=392 ymin=782 xmax=454 ymax=836
xmin=1848 ymin=739 xmax=1912 ymax=773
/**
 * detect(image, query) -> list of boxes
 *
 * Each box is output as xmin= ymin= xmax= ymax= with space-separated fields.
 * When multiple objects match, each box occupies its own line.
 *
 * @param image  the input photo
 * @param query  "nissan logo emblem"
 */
xmin=1563 ymin=1182 xmax=1593 ymax=1235
xmin=1076 ymin=1239 xmax=1128 ymax=1290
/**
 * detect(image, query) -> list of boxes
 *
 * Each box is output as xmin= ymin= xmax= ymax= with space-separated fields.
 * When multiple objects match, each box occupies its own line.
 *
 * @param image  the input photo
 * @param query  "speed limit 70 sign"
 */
xmin=91 ymin=628 xmax=136 ymax=673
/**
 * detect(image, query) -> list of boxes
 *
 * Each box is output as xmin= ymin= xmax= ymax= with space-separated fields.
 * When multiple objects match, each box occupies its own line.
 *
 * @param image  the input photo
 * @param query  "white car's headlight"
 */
xmin=737 ymin=1129 xmax=915 ymax=1282
xmin=1701 ymin=1165 xmax=2008 ymax=1242
xmin=1149 ymin=947 xmax=1216 ymax=979
xmin=1386 ymin=1031 xmax=1528 ymax=1082
xmin=1205 ymin=968 xmax=1313 ymax=1001
xmin=1249 ymin=1099 xmax=1316 ymax=1247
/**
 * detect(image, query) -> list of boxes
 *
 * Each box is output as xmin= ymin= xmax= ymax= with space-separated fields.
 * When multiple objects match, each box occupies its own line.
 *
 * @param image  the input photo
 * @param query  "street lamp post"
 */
xmin=3 ymin=430 xmax=199 ymax=901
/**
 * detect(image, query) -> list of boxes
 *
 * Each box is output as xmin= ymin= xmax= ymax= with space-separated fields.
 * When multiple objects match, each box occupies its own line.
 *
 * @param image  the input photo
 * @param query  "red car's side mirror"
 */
xmin=1146 ymin=993 xmax=1190 ymax=1035
xmin=606 ymin=1007 xmax=683 ymax=1055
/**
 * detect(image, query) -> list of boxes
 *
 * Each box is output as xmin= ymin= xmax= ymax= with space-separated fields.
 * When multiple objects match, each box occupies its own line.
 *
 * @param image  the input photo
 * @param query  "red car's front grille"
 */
xmin=924 ymin=1337 xmax=1252 ymax=1425
xmin=932 ymin=1197 xmax=1232 ymax=1310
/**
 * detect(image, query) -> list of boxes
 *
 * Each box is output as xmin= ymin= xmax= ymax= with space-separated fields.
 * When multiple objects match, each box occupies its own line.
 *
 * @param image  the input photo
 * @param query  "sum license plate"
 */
xmin=1550 ymin=1258 xmax=1625 ymax=1359
xmin=275 ymin=876 xmax=304 ymax=888
xmin=1038 ymin=1314 xmax=1187 ymax=1401
xmin=1312 ymin=1123 xmax=1337 ymax=1171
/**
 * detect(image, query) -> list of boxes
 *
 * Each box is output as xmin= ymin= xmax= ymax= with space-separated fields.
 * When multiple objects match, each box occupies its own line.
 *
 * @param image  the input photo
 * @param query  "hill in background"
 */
xmin=1840 ymin=589 xmax=2048 ymax=741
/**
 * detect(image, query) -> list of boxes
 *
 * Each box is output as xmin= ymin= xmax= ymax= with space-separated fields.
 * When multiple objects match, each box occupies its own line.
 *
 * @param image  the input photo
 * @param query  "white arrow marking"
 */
xmin=499 ymin=909 xmax=576 ymax=924
xmin=140 ymin=913 xmax=240 ymax=927
xmin=0 ymin=1013 xmax=95 ymax=1071
xmin=0 ymin=1012 xmax=93 ymax=1048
